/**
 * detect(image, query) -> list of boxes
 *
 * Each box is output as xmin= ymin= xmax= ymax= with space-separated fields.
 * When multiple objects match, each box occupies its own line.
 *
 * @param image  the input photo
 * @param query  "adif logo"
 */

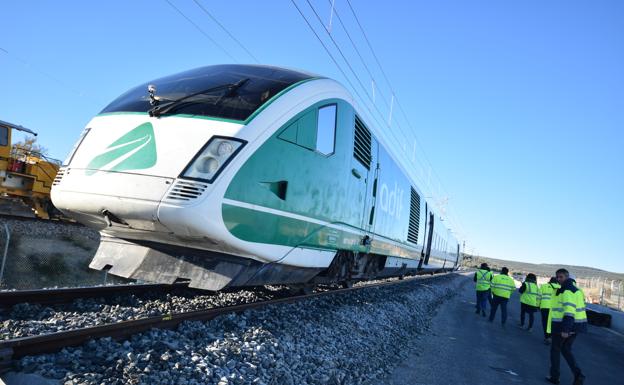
xmin=86 ymin=122 xmax=157 ymax=175
xmin=379 ymin=182 xmax=404 ymax=219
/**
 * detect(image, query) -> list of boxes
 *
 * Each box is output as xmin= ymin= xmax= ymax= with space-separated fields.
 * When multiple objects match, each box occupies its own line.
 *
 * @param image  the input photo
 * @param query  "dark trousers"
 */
xmin=540 ymin=308 xmax=551 ymax=338
xmin=520 ymin=303 xmax=538 ymax=328
xmin=488 ymin=295 xmax=508 ymax=324
xmin=476 ymin=290 xmax=490 ymax=312
xmin=550 ymin=333 xmax=582 ymax=380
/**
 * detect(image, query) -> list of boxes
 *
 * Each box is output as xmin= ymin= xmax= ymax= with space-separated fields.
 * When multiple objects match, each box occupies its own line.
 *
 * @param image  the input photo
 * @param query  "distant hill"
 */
xmin=461 ymin=254 xmax=624 ymax=281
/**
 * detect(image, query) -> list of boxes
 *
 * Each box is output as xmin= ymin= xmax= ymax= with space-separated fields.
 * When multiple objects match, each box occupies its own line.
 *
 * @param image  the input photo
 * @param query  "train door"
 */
xmin=350 ymin=116 xmax=376 ymax=241
xmin=424 ymin=211 xmax=435 ymax=265
xmin=418 ymin=202 xmax=428 ymax=269
xmin=362 ymin=139 xmax=378 ymax=234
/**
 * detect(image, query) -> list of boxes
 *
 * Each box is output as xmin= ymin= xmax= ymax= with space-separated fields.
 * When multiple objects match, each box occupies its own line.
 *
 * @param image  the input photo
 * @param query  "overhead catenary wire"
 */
xmin=343 ymin=0 xmax=464 ymax=212
xmin=294 ymin=0 xmax=467 ymax=241
xmin=163 ymin=0 xmax=238 ymax=63
xmin=300 ymin=0 xmax=438 ymax=199
xmin=293 ymin=0 xmax=436 ymax=202
xmin=321 ymin=0 xmax=440 ymax=195
xmin=342 ymin=2 xmax=454 ymax=183
xmin=288 ymin=0 xmax=370 ymax=114
xmin=289 ymin=0 xmax=412 ymax=184
xmin=302 ymin=1 xmax=420 ymax=154
xmin=191 ymin=0 xmax=260 ymax=63
xmin=0 ymin=47 xmax=102 ymax=106
xmin=307 ymin=0 xmax=444 ymax=195
xmin=295 ymin=0 xmax=430 ymax=192
xmin=343 ymin=0 xmax=468 ymax=239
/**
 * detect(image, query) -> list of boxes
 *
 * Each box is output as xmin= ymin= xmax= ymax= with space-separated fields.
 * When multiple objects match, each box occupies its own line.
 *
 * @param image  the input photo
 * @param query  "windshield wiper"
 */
xmin=148 ymin=78 xmax=249 ymax=117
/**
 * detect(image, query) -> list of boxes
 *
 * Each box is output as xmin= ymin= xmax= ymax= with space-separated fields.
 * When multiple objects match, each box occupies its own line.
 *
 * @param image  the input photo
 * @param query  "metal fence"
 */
xmin=0 ymin=222 xmax=126 ymax=290
xmin=576 ymin=277 xmax=624 ymax=311
xmin=0 ymin=224 xmax=9 ymax=287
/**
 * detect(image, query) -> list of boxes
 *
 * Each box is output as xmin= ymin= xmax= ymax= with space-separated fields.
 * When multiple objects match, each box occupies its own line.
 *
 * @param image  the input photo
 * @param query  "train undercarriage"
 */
xmin=89 ymin=236 xmax=449 ymax=291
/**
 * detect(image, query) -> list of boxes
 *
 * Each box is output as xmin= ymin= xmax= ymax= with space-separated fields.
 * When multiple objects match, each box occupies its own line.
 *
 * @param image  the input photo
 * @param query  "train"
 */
xmin=51 ymin=64 xmax=461 ymax=291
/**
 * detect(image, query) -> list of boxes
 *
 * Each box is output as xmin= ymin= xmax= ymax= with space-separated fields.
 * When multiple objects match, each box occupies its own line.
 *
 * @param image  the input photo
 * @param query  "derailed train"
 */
xmin=51 ymin=65 xmax=461 ymax=291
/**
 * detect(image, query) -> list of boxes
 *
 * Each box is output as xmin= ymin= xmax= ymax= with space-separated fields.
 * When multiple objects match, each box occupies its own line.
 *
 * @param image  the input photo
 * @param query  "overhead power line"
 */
xmin=288 ymin=0 xmax=365 ymax=104
xmin=300 ymin=0 xmax=435 ymax=194
xmin=320 ymin=0 xmax=438 ymax=192
xmin=191 ymin=0 xmax=260 ymax=63
xmin=0 ymin=47 xmax=101 ymax=105
xmin=292 ymin=0 xmax=416 ymax=175
xmin=292 ymin=0 xmax=467 ymax=240
xmin=163 ymin=0 xmax=238 ymax=63
xmin=289 ymin=0 xmax=402 ymax=174
xmin=343 ymin=0 xmax=468 ymax=239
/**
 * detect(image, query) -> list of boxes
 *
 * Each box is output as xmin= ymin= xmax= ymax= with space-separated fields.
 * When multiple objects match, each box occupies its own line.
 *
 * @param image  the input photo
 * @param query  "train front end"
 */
xmin=51 ymin=65 xmax=315 ymax=290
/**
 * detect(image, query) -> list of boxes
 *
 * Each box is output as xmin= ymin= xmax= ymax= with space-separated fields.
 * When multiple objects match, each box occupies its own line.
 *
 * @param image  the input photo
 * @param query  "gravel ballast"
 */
xmin=1 ymin=287 xmax=291 ymax=340
xmin=0 ymin=217 xmax=99 ymax=241
xmin=8 ymin=274 xmax=468 ymax=385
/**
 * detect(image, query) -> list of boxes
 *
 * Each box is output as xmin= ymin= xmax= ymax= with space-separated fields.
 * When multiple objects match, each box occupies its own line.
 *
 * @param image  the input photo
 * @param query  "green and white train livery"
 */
xmin=52 ymin=65 xmax=461 ymax=290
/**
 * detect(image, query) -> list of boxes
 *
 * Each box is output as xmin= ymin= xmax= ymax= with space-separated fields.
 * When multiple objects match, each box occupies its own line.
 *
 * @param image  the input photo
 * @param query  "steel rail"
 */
xmin=0 ymin=282 xmax=190 ymax=308
xmin=0 ymin=274 xmax=448 ymax=368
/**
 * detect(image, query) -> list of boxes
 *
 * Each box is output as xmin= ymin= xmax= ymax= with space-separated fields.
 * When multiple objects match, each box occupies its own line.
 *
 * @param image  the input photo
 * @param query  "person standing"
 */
xmin=539 ymin=277 xmax=561 ymax=344
xmin=488 ymin=267 xmax=515 ymax=326
xmin=519 ymin=273 xmax=540 ymax=331
xmin=473 ymin=263 xmax=493 ymax=316
xmin=546 ymin=268 xmax=587 ymax=385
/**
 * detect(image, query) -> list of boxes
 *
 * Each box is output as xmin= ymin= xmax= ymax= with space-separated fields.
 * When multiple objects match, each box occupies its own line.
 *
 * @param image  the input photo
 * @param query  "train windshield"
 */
xmin=100 ymin=65 xmax=314 ymax=121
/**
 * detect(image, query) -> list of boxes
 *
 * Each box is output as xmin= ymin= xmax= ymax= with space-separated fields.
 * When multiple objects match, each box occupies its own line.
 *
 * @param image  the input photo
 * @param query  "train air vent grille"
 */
xmin=407 ymin=187 xmax=421 ymax=244
xmin=354 ymin=116 xmax=372 ymax=170
xmin=53 ymin=168 xmax=66 ymax=186
xmin=166 ymin=180 xmax=208 ymax=202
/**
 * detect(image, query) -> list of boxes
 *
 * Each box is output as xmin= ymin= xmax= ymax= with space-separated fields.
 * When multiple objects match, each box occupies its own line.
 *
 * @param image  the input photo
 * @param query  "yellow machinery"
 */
xmin=0 ymin=119 xmax=60 ymax=219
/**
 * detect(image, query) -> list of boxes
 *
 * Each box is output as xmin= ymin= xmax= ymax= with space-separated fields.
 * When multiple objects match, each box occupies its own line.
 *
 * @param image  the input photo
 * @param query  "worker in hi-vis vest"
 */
xmin=546 ymin=269 xmax=587 ymax=385
xmin=488 ymin=267 xmax=515 ymax=327
xmin=473 ymin=263 xmax=493 ymax=316
xmin=539 ymin=277 xmax=561 ymax=344
xmin=518 ymin=273 xmax=540 ymax=331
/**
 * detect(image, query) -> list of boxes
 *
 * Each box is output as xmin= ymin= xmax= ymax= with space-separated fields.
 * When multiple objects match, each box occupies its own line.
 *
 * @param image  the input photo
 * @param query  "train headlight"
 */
xmin=180 ymin=136 xmax=246 ymax=183
xmin=195 ymin=156 xmax=220 ymax=174
xmin=217 ymin=141 xmax=234 ymax=156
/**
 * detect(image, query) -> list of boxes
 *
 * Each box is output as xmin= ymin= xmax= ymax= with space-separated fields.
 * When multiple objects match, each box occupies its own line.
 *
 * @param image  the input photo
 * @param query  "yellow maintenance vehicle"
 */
xmin=0 ymin=119 xmax=60 ymax=219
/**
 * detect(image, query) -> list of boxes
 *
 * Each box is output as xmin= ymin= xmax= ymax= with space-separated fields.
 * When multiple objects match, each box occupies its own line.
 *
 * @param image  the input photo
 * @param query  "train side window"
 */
xmin=0 ymin=126 xmax=8 ymax=146
xmin=316 ymin=104 xmax=336 ymax=155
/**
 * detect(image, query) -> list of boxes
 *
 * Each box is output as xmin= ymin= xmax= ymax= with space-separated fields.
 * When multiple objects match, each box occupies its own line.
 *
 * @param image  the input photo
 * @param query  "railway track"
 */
xmin=0 ymin=275 xmax=442 ymax=370
xmin=0 ymin=282 xmax=191 ymax=308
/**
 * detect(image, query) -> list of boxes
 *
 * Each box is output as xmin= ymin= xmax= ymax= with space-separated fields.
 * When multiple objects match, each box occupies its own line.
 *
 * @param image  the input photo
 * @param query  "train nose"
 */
xmin=51 ymin=168 xmax=174 ymax=231
xmin=51 ymin=114 xmax=243 ymax=232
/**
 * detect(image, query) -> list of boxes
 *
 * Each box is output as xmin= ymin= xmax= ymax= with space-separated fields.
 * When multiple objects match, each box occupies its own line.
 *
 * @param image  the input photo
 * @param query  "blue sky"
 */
xmin=1 ymin=1 xmax=622 ymax=272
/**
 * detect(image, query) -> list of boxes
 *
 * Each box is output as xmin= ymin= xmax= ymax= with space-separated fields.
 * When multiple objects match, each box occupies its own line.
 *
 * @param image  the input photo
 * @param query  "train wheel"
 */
xmin=341 ymin=280 xmax=353 ymax=289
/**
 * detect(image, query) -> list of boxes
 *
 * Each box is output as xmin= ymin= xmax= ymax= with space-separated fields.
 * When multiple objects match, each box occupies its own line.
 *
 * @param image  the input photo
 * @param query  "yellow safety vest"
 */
xmin=547 ymin=288 xmax=576 ymax=333
xmin=491 ymin=274 xmax=515 ymax=299
xmin=574 ymin=287 xmax=587 ymax=325
xmin=520 ymin=282 xmax=540 ymax=307
xmin=475 ymin=269 xmax=493 ymax=291
xmin=538 ymin=282 xmax=560 ymax=309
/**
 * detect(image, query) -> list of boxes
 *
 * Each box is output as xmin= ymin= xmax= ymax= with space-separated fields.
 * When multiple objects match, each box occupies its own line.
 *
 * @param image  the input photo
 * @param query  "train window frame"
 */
xmin=315 ymin=104 xmax=337 ymax=156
